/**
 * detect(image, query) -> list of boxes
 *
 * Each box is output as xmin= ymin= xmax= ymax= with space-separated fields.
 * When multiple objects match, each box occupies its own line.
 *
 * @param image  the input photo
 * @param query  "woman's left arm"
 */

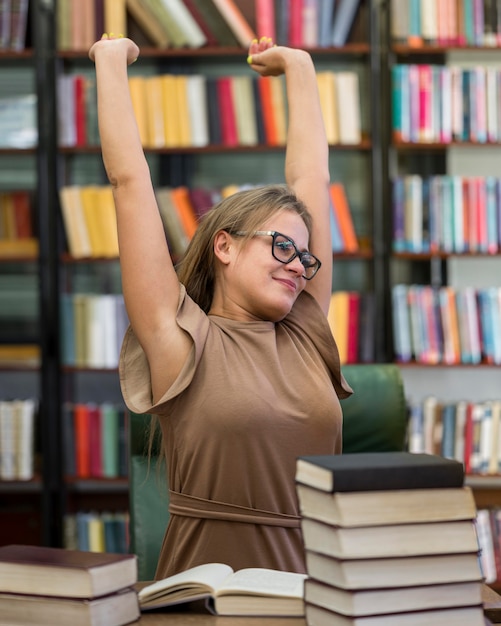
xmin=248 ymin=41 xmax=332 ymax=313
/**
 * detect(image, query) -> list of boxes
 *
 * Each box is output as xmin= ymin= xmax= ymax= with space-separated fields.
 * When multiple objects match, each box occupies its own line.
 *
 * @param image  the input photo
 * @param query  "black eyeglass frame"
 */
xmin=233 ymin=230 xmax=322 ymax=280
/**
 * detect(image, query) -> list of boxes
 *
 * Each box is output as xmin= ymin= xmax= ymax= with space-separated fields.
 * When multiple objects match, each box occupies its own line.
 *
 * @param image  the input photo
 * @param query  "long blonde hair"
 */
xmin=176 ymin=184 xmax=312 ymax=312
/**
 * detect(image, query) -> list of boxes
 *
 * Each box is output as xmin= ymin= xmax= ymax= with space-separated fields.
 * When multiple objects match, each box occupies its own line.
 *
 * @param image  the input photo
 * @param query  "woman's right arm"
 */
xmin=90 ymin=36 xmax=192 ymax=401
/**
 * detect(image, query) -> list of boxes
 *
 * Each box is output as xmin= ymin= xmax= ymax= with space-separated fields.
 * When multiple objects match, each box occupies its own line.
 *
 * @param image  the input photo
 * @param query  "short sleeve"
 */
xmin=286 ymin=292 xmax=353 ymax=400
xmin=119 ymin=284 xmax=210 ymax=414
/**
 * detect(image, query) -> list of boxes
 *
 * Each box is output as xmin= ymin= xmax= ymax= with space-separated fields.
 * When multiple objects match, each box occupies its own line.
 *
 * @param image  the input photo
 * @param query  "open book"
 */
xmin=138 ymin=563 xmax=306 ymax=616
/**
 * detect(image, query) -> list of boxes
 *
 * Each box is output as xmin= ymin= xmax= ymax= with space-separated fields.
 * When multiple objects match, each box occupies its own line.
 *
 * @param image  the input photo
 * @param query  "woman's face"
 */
xmin=223 ymin=211 xmax=311 ymax=322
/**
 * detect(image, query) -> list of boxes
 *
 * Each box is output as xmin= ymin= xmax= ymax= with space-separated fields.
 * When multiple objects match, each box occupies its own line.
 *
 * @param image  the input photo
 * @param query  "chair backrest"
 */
xmin=128 ymin=364 xmax=408 ymax=580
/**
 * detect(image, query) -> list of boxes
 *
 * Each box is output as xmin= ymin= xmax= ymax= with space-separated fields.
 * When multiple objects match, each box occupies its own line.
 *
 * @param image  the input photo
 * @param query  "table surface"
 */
xmin=129 ymin=584 xmax=501 ymax=625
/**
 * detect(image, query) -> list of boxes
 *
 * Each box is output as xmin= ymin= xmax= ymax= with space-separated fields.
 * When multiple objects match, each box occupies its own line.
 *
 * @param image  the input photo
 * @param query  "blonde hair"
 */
xmin=176 ymin=184 xmax=312 ymax=312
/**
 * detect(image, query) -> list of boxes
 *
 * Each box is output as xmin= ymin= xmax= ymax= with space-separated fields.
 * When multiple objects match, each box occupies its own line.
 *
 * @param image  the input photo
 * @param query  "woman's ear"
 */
xmin=213 ymin=230 xmax=234 ymax=265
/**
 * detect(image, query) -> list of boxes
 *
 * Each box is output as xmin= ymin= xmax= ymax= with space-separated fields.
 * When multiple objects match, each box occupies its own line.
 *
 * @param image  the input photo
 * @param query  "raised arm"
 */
xmin=89 ymin=36 xmax=191 ymax=402
xmin=248 ymin=41 xmax=332 ymax=313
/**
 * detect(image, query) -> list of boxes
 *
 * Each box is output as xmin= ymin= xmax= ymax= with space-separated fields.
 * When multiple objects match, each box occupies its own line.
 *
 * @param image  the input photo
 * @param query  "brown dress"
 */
xmin=120 ymin=285 xmax=352 ymax=579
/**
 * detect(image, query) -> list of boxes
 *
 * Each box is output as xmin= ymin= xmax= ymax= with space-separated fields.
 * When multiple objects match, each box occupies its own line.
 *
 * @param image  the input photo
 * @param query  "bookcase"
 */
xmin=385 ymin=0 xmax=501 ymax=589
xmin=6 ymin=0 xmax=501 ymax=581
xmin=51 ymin=0 xmax=384 ymax=553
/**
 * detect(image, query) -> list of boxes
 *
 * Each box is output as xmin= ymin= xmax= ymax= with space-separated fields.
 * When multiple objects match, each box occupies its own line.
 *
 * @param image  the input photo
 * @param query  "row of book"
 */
xmin=0 ymin=190 xmax=37 ymax=258
xmin=296 ymin=452 xmax=485 ymax=625
xmin=0 ymin=0 xmax=30 ymax=51
xmin=327 ymin=291 xmax=375 ymax=365
xmin=62 ymin=402 xmax=129 ymax=479
xmin=63 ymin=510 xmax=130 ymax=554
xmin=59 ymin=185 xmax=119 ymax=259
xmin=407 ymin=396 xmax=501 ymax=475
xmin=392 ymin=0 xmax=501 ymax=48
xmin=392 ymin=284 xmax=501 ymax=365
xmin=58 ymin=69 xmax=362 ymax=150
xmin=0 ymin=398 xmax=37 ymax=481
xmin=59 ymin=181 xmax=360 ymax=260
xmin=57 ymin=0 xmax=364 ymax=52
xmin=60 ymin=293 xmax=129 ymax=369
xmin=392 ymin=64 xmax=501 ymax=144
xmin=392 ymin=174 xmax=501 ymax=254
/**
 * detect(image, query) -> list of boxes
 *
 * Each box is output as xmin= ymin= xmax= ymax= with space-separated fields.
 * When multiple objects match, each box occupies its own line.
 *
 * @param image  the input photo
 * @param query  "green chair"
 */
xmin=128 ymin=364 xmax=408 ymax=581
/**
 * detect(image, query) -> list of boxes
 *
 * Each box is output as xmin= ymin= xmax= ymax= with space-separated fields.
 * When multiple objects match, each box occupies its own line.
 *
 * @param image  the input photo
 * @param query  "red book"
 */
xmin=346 ymin=291 xmax=360 ymax=364
xmin=463 ymin=402 xmax=474 ymax=474
xmin=73 ymin=75 xmax=87 ymax=147
xmin=11 ymin=191 xmax=33 ymax=238
xmin=87 ymin=404 xmax=102 ymax=478
xmin=255 ymin=0 xmax=276 ymax=40
xmin=288 ymin=0 xmax=303 ymax=46
xmin=183 ymin=0 xmax=219 ymax=46
xmin=74 ymin=403 xmax=90 ymax=478
xmin=217 ymin=76 xmax=238 ymax=147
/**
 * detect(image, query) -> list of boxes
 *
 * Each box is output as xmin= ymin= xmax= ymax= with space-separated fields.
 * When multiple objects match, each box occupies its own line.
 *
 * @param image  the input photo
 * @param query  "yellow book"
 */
xmin=104 ymin=0 xmax=127 ymax=37
xmin=80 ymin=186 xmax=108 ymax=257
xmin=129 ymin=76 xmax=149 ymax=147
xmin=87 ymin=515 xmax=106 ymax=553
xmin=59 ymin=186 xmax=92 ymax=258
xmin=327 ymin=291 xmax=349 ymax=364
xmin=316 ymin=71 xmax=339 ymax=145
xmin=161 ymin=74 xmax=180 ymax=147
xmin=95 ymin=186 xmax=119 ymax=258
xmin=145 ymin=75 xmax=165 ymax=148
xmin=174 ymin=75 xmax=191 ymax=147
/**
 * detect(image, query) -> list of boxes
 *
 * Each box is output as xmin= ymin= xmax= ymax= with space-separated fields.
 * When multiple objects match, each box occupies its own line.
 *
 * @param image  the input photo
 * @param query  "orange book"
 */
xmin=257 ymin=76 xmax=278 ymax=146
xmin=161 ymin=74 xmax=180 ymax=148
xmin=170 ymin=186 xmax=198 ymax=240
xmin=74 ymin=403 xmax=90 ymax=478
xmin=210 ymin=0 xmax=256 ymax=47
xmin=329 ymin=183 xmax=359 ymax=252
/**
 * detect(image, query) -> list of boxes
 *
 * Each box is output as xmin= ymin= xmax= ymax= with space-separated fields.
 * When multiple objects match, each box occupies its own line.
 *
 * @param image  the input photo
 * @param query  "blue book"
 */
xmin=331 ymin=0 xmax=361 ymax=47
xmin=330 ymin=197 xmax=344 ymax=252
xmin=318 ymin=0 xmax=335 ymax=47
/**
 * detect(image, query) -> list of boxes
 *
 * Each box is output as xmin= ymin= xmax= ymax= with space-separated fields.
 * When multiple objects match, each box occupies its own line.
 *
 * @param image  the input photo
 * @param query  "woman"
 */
xmin=89 ymin=35 xmax=351 ymax=579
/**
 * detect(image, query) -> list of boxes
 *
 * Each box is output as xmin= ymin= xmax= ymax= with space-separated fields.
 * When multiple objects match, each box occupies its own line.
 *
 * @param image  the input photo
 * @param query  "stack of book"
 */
xmin=0 ymin=545 xmax=139 ymax=626
xmin=295 ymin=452 xmax=486 ymax=626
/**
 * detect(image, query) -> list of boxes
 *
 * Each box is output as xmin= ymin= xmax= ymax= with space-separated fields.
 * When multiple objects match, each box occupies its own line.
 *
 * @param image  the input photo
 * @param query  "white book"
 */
xmin=100 ymin=294 xmax=119 ymax=369
xmin=85 ymin=294 xmax=106 ymax=369
xmin=0 ymin=401 xmax=16 ymax=479
xmin=158 ymin=0 xmax=207 ymax=48
xmin=13 ymin=398 xmax=36 ymax=480
xmin=476 ymin=509 xmax=497 ymax=584
xmin=334 ymin=72 xmax=361 ymax=144
xmin=231 ymin=75 xmax=258 ymax=147
xmin=186 ymin=75 xmax=209 ymax=148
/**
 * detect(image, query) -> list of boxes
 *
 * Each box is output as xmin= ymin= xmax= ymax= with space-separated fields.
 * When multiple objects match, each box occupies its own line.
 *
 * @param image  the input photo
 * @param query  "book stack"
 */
xmin=0 ymin=545 xmax=139 ymax=626
xmin=295 ymin=452 xmax=486 ymax=626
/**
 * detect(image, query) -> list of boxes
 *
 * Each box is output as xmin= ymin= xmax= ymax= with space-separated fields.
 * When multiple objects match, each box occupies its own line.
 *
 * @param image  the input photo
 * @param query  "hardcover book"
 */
xmin=0 ymin=545 xmax=137 ymax=599
xmin=295 ymin=451 xmax=464 ymax=493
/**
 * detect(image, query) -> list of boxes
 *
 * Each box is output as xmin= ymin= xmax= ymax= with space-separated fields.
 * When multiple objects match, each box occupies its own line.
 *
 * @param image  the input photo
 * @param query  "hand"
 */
xmin=246 ymin=38 xmax=309 ymax=77
xmin=88 ymin=34 xmax=139 ymax=66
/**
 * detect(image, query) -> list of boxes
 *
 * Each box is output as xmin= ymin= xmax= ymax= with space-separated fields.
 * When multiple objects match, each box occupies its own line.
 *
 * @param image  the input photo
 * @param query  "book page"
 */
xmin=139 ymin=563 xmax=233 ymax=606
xmin=216 ymin=568 xmax=306 ymax=598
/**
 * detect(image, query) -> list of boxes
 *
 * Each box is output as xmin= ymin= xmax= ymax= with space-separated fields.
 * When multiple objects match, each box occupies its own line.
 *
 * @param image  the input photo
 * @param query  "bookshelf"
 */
xmin=50 ymin=0 xmax=384 ymax=552
xmin=385 ymin=0 xmax=501 ymax=590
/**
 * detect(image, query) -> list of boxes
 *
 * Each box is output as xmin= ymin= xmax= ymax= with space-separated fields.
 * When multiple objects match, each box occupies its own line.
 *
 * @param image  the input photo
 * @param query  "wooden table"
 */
xmin=130 ymin=584 xmax=501 ymax=625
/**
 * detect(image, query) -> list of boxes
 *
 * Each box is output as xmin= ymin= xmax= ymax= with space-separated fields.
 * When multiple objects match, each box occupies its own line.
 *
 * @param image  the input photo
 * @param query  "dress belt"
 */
xmin=169 ymin=490 xmax=301 ymax=528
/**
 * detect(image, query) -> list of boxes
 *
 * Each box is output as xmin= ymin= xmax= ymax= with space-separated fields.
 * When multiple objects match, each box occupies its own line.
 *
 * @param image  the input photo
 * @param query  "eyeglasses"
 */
xmin=234 ymin=230 xmax=321 ymax=280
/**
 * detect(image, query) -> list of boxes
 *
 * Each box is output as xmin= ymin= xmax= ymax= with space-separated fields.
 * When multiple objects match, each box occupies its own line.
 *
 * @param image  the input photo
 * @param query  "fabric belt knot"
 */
xmin=169 ymin=490 xmax=301 ymax=528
